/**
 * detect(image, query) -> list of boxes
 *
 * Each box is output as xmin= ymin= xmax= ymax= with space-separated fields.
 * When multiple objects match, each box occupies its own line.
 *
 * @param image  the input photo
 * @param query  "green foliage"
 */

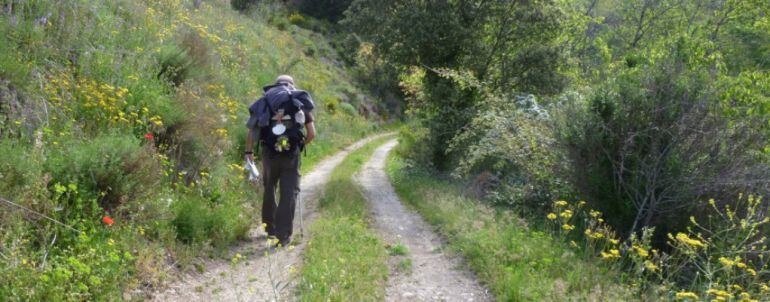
xmin=393 ymin=121 xmax=433 ymax=169
xmin=158 ymin=44 xmax=195 ymax=87
xmin=386 ymin=243 xmax=409 ymax=256
xmin=296 ymin=0 xmax=352 ymax=23
xmin=0 ymin=142 xmax=41 ymax=198
xmin=448 ymin=89 xmax=572 ymax=210
xmin=554 ymin=43 xmax=770 ymax=240
xmin=230 ymin=0 xmax=259 ymax=11
xmin=344 ymin=0 xmax=569 ymax=169
xmin=45 ymin=135 xmax=160 ymax=214
xmin=0 ymin=0 xmax=381 ymax=299
xmin=171 ymin=195 xmax=251 ymax=247
xmin=0 ymin=231 xmax=135 ymax=301
xmin=337 ymin=102 xmax=357 ymax=116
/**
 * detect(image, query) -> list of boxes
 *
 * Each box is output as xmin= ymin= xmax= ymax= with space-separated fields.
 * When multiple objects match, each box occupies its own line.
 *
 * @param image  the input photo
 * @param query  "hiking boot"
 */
xmin=276 ymin=237 xmax=291 ymax=248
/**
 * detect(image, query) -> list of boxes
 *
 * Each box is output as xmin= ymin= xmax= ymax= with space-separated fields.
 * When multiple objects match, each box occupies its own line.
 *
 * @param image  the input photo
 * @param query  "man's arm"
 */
xmin=305 ymin=121 xmax=315 ymax=145
xmin=245 ymin=127 xmax=256 ymax=163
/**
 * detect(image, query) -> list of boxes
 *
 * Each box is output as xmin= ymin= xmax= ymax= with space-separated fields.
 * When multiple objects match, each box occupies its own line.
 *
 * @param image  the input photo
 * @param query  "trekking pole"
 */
xmin=298 ymin=192 xmax=304 ymax=238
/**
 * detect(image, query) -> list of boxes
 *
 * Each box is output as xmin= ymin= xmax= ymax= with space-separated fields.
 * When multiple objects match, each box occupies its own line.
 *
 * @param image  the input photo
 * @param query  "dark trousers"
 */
xmin=261 ymin=149 xmax=301 ymax=240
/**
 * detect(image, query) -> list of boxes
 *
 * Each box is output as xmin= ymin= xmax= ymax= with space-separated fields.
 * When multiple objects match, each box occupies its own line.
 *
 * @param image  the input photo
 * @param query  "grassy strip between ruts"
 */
xmin=385 ymin=152 xmax=636 ymax=302
xmin=297 ymin=135 xmax=394 ymax=301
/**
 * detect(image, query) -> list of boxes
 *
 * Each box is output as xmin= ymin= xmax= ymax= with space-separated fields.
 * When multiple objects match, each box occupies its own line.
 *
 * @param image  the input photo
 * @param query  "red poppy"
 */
xmin=144 ymin=133 xmax=154 ymax=140
xmin=102 ymin=216 xmax=114 ymax=226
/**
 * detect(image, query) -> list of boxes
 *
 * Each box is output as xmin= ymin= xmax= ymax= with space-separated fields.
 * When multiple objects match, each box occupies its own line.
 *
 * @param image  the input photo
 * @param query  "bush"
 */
xmin=171 ymin=194 xmax=251 ymax=247
xmin=296 ymin=0 xmax=352 ymax=23
xmin=0 ymin=142 xmax=41 ymax=198
xmin=448 ymin=93 xmax=571 ymax=209
xmin=338 ymin=102 xmax=357 ymax=116
xmin=157 ymin=44 xmax=194 ymax=87
xmin=45 ymin=135 xmax=160 ymax=214
xmin=554 ymin=47 xmax=770 ymax=241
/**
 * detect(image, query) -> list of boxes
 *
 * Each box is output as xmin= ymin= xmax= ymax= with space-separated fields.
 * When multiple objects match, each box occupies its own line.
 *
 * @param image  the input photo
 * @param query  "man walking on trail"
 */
xmin=245 ymin=75 xmax=316 ymax=247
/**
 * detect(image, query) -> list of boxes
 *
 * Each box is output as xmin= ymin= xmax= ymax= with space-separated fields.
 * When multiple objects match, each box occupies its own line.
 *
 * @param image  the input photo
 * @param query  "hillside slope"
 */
xmin=0 ymin=1 xmax=376 ymax=300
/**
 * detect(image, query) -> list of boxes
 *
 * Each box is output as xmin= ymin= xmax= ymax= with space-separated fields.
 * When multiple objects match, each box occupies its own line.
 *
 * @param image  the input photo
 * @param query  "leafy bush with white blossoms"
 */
xmin=448 ymin=90 xmax=572 ymax=209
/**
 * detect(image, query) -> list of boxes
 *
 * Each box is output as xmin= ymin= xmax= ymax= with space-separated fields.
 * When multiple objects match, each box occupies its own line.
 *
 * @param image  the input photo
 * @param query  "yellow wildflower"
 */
xmin=719 ymin=257 xmax=735 ymax=268
xmin=554 ymin=200 xmax=568 ymax=207
xmin=675 ymin=233 xmax=707 ymax=248
xmin=547 ymin=213 xmax=557 ymax=220
xmin=675 ymin=291 xmax=698 ymax=300
xmin=632 ymin=244 xmax=649 ymax=258
xmin=600 ymin=249 xmax=621 ymax=260
xmin=644 ymin=260 xmax=658 ymax=271
xmin=561 ymin=224 xmax=575 ymax=231
xmin=706 ymin=288 xmax=733 ymax=299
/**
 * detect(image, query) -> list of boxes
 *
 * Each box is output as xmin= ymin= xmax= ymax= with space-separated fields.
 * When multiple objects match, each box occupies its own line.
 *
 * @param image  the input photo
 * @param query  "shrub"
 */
xmin=394 ymin=121 xmax=433 ymax=169
xmin=448 ymin=93 xmax=572 ymax=209
xmin=171 ymin=194 xmax=251 ymax=247
xmin=288 ymin=12 xmax=308 ymax=27
xmin=338 ymin=102 xmax=357 ymax=116
xmin=0 ymin=142 xmax=41 ymax=198
xmin=554 ymin=47 xmax=770 ymax=241
xmin=296 ymin=0 xmax=352 ymax=23
xmin=44 ymin=134 xmax=160 ymax=214
xmin=157 ymin=44 xmax=194 ymax=87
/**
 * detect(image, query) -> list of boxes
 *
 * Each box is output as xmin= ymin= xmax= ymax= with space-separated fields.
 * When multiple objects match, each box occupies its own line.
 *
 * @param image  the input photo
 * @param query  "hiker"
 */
xmin=245 ymin=75 xmax=316 ymax=246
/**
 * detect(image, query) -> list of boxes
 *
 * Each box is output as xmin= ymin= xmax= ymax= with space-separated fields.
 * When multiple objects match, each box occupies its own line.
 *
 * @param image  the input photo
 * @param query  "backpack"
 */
xmin=256 ymin=85 xmax=306 ymax=155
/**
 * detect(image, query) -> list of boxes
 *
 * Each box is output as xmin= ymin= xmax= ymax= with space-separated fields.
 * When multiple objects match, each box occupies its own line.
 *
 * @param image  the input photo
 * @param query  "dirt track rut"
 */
xmin=356 ymin=139 xmax=492 ymax=302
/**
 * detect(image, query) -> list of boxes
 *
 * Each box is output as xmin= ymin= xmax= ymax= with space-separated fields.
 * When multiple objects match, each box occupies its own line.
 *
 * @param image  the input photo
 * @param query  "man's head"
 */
xmin=275 ymin=75 xmax=295 ymax=86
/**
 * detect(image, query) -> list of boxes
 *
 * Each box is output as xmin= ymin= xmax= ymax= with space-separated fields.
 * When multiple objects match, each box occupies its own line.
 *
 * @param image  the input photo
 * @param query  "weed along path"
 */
xmin=356 ymin=140 xmax=492 ymax=302
xmin=153 ymin=134 xmax=389 ymax=302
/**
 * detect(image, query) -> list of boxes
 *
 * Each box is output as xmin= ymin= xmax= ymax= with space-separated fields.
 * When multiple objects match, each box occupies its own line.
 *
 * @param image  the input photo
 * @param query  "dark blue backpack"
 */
xmin=250 ymin=85 xmax=306 ymax=155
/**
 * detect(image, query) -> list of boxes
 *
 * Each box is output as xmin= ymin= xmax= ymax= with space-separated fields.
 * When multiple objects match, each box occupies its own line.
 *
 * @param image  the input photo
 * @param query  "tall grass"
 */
xmin=0 ymin=0 xmax=378 ymax=300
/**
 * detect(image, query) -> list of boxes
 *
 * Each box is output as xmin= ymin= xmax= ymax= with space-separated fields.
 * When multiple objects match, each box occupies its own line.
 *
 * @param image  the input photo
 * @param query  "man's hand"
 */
xmin=305 ymin=122 xmax=316 ymax=145
xmin=245 ymin=153 xmax=255 ymax=164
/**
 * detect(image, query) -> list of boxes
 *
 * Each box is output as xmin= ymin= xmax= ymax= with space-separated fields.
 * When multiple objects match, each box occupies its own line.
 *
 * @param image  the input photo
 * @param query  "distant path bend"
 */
xmin=356 ymin=139 xmax=492 ymax=302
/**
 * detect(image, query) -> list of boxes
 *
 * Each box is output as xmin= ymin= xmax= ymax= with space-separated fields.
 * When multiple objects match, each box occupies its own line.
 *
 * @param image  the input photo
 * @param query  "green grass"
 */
xmin=0 ymin=1 xmax=383 ymax=300
xmin=298 ymin=136 xmax=394 ymax=301
xmin=386 ymin=243 xmax=409 ymax=256
xmin=385 ymin=152 xmax=635 ymax=302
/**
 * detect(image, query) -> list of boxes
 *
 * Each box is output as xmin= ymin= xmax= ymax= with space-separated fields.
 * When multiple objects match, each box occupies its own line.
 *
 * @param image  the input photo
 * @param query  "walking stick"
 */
xmin=298 ymin=191 xmax=304 ymax=238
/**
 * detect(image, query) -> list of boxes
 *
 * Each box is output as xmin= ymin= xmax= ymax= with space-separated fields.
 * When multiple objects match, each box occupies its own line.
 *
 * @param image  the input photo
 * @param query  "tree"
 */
xmin=344 ymin=0 xmax=569 ymax=167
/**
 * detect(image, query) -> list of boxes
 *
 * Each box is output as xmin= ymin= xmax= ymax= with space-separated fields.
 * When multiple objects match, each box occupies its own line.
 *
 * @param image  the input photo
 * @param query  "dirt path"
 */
xmin=153 ymin=134 xmax=389 ymax=302
xmin=356 ymin=140 xmax=492 ymax=302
